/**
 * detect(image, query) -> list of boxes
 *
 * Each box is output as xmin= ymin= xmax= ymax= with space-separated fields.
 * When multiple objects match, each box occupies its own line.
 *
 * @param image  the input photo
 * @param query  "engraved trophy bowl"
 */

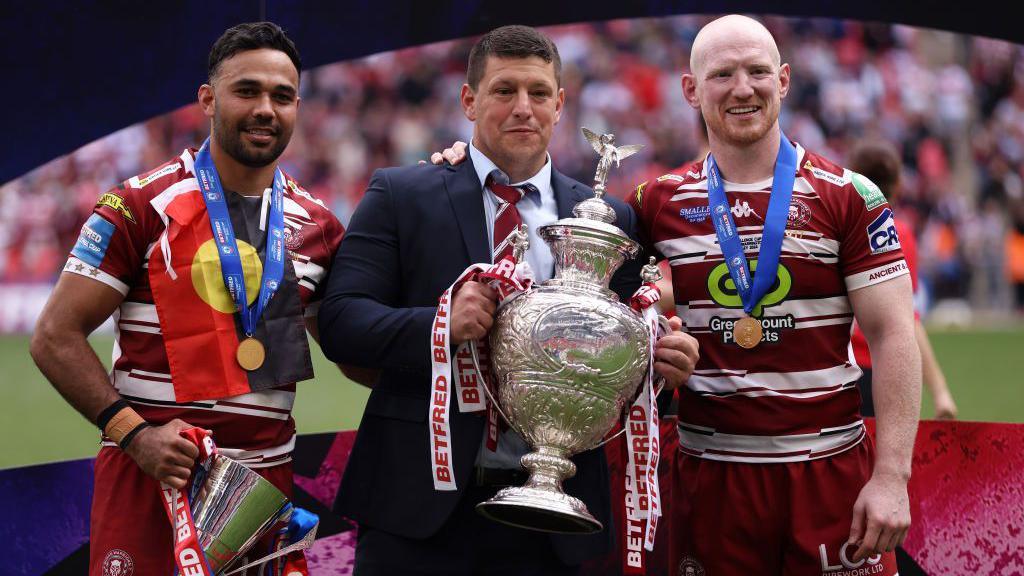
xmin=475 ymin=129 xmax=650 ymax=534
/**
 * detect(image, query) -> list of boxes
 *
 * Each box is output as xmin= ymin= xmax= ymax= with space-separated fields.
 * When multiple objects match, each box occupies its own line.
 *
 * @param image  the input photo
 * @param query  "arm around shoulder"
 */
xmin=316 ymin=169 xmax=437 ymax=372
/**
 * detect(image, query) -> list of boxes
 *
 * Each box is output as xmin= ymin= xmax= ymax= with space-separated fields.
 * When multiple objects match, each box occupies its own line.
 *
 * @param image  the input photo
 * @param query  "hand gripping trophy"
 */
xmin=475 ymin=129 xmax=654 ymax=533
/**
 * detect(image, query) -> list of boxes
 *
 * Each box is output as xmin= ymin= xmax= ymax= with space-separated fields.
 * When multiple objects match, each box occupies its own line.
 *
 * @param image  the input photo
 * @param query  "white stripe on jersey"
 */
xmin=846 ymin=260 xmax=910 ymax=292
xmin=120 ymin=301 xmax=159 ymax=323
xmin=686 ymin=363 xmax=862 ymax=397
xmin=293 ymin=259 xmax=326 ymax=287
xmin=656 ymin=232 xmax=840 ymax=266
xmin=669 ymin=190 xmax=708 ymax=201
xmin=63 ymin=257 xmax=130 ymax=295
xmin=218 ymin=433 xmax=296 ymax=467
xmin=113 ymin=369 xmax=296 ymax=418
xmin=677 ymin=420 xmax=865 ymax=463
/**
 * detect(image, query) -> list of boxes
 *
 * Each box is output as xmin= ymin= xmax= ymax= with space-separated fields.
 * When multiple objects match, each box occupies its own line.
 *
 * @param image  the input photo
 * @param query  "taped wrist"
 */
xmin=102 ymin=402 xmax=147 ymax=448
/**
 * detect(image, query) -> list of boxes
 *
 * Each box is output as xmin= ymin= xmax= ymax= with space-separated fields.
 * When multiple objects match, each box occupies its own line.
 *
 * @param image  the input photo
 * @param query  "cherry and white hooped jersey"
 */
xmin=64 ymin=148 xmax=344 ymax=467
xmin=629 ymin=143 xmax=908 ymax=463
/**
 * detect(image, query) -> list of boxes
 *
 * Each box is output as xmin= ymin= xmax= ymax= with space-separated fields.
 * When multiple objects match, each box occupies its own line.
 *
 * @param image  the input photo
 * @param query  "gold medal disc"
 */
xmin=236 ymin=337 xmax=266 ymax=371
xmin=734 ymin=316 xmax=763 ymax=349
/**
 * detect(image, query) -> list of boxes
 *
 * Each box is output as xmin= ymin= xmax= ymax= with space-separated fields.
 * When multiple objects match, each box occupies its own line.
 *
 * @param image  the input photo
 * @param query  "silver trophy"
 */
xmin=475 ymin=129 xmax=649 ymax=533
xmin=191 ymin=455 xmax=315 ymax=574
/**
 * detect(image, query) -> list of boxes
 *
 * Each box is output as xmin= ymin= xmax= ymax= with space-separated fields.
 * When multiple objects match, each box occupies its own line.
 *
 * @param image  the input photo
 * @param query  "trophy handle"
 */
xmin=469 ymin=339 xmax=521 ymax=435
xmin=591 ymin=314 xmax=670 ymax=449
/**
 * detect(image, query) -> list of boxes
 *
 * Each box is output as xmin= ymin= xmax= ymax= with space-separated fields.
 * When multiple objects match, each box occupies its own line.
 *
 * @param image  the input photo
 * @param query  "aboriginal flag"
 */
xmin=149 ymin=184 xmax=313 ymax=402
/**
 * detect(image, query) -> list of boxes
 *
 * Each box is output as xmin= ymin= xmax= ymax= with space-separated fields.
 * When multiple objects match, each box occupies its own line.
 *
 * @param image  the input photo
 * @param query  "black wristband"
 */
xmin=118 ymin=421 xmax=151 ymax=451
xmin=96 ymin=399 xmax=129 ymax=430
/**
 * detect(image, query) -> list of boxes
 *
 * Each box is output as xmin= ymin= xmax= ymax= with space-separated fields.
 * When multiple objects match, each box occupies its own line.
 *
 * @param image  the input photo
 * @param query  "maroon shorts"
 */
xmin=670 ymin=439 xmax=897 ymax=576
xmin=89 ymin=446 xmax=294 ymax=576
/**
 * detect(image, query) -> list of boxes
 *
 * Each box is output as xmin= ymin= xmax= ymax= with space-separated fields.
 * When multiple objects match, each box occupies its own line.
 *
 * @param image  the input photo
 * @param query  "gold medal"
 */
xmin=734 ymin=316 xmax=763 ymax=349
xmin=236 ymin=337 xmax=266 ymax=371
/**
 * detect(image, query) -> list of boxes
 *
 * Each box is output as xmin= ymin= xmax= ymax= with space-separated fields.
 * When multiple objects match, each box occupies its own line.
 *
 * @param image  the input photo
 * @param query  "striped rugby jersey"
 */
xmin=630 ymin=143 xmax=908 ymax=463
xmin=64 ymin=149 xmax=343 ymax=467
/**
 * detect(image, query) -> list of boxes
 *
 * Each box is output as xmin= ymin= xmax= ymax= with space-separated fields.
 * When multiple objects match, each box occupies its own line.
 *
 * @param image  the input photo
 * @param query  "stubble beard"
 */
xmin=213 ymin=109 xmax=290 ymax=168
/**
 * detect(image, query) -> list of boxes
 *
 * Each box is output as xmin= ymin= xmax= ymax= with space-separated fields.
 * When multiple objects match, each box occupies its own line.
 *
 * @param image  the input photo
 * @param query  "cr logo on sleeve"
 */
xmin=866 ymin=208 xmax=901 ymax=255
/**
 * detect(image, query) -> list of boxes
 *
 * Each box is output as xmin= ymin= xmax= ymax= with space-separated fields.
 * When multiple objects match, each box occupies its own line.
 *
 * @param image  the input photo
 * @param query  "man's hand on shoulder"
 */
xmin=124 ymin=418 xmax=202 ymax=489
xmin=654 ymin=316 xmax=699 ymax=390
xmin=450 ymin=280 xmax=498 ymax=345
xmin=419 ymin=141 xmax=468 ymax=166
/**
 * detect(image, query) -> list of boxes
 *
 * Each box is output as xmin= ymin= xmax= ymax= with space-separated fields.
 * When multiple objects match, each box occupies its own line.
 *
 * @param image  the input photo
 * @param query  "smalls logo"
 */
xmin=102 ymin=549 xmax=134 ymax=576
xmin=866 ymin=208 xmax=901 ymax=255
xmin=707 ymin=259 xmax=794 ymax=346
xmin=680 ymin=206 xmax=711 ymax=223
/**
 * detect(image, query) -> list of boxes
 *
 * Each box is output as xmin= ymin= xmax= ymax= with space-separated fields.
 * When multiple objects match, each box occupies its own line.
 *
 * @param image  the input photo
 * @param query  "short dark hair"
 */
xmin=847 ymin=140 xmax=902 ymax=198
xmin=208 ymin=22 xmax=302 ymax=82
xmin=467 ymin=25 xmax=561 ymax=90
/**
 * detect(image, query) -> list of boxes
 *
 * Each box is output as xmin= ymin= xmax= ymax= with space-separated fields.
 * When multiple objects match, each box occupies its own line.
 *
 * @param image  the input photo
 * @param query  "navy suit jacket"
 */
xmin=318 ymin=156 xmax=643 ymax=565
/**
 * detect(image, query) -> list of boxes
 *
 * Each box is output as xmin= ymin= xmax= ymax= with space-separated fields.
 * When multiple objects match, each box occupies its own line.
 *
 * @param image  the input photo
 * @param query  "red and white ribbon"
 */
xmin=623 ymin=282 xmax=664 ymax=575
xmin=428 ymin=256 xmax=532 ymax=491
xmin=160 ymin=428 xmax=217 ymax=576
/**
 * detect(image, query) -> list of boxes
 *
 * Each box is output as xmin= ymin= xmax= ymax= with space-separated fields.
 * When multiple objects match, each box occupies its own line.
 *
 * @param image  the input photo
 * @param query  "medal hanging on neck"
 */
xmin=194 ymin=139 xmax=286 ymax=371
xmin=706 ymin=134 xmax=797 ymax=350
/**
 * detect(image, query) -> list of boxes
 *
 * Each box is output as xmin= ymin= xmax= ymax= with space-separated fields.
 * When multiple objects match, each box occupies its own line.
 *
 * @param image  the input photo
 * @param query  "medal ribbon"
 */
xmin=160 ymin=428 xmax=217 ymax=576
xmin=706 ymin=134 xmax=797 ymax=316
xmin=428 ymin=255 xmax=532 ymax=491
xmin=194 ymin=139 xmax=286 ymax=339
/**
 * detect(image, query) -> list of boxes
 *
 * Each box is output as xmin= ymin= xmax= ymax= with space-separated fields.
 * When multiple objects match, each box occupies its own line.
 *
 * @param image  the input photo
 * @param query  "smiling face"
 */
xmin=461 ymin=55 xmax=564 ymax=181
xmin=199 ymin=48 xmax=300 ymax=168
xmin=682 ymin=17 xmax=789 ymax=149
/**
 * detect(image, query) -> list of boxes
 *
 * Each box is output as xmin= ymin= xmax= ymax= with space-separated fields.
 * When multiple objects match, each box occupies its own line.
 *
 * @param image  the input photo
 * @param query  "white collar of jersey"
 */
xmin=699 ymin=141 xmax=807 ymax=181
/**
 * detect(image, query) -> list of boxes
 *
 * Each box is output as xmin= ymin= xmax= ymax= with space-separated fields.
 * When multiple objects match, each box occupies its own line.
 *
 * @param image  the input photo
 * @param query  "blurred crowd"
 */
xmin=2 ymin=15 xmax=1023 ymax=316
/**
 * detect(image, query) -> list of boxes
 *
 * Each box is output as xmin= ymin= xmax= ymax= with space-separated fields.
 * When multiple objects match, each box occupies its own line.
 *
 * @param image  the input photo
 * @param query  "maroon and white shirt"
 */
xmin=630 ymin=143 xmax=908 ymax=463
xmin=64 ymin=149 xmax=344 ymax=467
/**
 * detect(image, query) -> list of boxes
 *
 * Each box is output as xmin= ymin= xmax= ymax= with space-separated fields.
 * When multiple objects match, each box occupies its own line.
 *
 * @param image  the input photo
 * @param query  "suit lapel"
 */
xmin=553 ymin=169 xmax=589 ymax=219
xmin=443 ymin=157 xmax=490 ymax=265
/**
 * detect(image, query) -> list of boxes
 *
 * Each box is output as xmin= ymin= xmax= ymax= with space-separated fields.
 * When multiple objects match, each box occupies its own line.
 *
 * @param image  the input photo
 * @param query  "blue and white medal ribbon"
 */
xmin=706 ymin=134 xmax=797 ymax=348
xmin=194 ymin=139 xmax=287 ymax=370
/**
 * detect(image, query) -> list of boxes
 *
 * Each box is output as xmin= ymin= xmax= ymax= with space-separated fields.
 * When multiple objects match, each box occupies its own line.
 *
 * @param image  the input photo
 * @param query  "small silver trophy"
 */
xmin=475 ymin=129 xmax=649 ymax=533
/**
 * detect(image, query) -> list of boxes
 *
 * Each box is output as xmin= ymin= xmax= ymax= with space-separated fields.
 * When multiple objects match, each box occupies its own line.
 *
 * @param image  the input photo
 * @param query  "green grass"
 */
xmin=0 ymin=334 xmax=369 ymax=469
xmin=2 ymin=327 xmax=1022 ymax=469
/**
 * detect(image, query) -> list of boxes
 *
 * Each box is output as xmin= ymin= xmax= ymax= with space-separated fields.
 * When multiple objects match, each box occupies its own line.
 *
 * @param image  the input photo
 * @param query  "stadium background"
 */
xmin=2 ymin=15 xmax=1023 ymax=472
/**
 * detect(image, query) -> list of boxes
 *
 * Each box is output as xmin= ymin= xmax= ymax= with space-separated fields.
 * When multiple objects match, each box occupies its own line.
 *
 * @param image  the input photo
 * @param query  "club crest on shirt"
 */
xmin=102 ymin=549 xmax=134 ymax=576
xmin=788 ymin=198 xmax=812 ymax=228
xmin=678 ymin=556 xmax=706 ymax=576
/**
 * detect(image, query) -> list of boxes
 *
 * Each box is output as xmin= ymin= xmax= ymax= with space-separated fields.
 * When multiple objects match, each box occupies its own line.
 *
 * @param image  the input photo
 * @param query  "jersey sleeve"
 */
xmin=294 ymin=203 xmax=345 ymax=318
xmin=627 ymin=179 xmax=663 ymax=258
xmin=64 ymin=184 xmax=152 ymax=295
xmin=835 ymin=171 xmax=910 ymax=292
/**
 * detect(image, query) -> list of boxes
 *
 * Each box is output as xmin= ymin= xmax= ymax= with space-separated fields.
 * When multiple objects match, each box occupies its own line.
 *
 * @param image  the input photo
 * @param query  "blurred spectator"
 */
xmin=1 ymin=15 xmax=1022 ymax=324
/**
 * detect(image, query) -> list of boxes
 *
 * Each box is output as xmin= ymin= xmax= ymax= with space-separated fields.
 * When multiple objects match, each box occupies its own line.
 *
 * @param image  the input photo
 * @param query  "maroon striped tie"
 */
xmin=487 ymin=172 xmax=530 ymax=263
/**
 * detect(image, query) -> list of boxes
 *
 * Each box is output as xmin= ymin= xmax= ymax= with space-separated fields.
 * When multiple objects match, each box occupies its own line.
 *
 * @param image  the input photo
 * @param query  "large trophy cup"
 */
xmin=475 ymin=129 xmax=650 ymax=534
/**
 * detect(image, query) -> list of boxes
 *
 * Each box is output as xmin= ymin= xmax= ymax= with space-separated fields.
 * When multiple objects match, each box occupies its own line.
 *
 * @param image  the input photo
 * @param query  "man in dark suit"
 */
xmin=318 ymin=25 xmax=699 ymax=575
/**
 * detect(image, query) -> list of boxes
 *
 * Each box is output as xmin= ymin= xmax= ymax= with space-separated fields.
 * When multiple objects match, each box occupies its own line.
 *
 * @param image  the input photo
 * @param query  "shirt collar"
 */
xmin=469 ymin=141 xmax=552 ymax=203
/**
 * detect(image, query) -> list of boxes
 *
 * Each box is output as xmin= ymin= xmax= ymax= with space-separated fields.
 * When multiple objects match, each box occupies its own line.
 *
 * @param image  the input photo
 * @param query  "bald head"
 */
xmin=689 ymin=15 xmax=780 ymax=79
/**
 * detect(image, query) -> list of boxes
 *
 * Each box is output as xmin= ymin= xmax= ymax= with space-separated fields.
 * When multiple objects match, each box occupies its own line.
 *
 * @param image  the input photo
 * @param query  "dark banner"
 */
xmin=2 ymin=420 xmax=1021 ymax=574
xmin=1 ymin=1 xmax=1021 ymax=184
